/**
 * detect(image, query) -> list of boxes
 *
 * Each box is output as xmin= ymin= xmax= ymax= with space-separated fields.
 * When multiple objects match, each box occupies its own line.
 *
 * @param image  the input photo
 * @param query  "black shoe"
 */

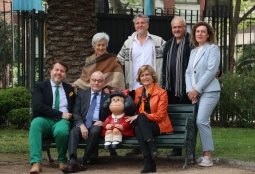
xmin=140 ymin=167 xmax=156 ymax=173
xmin=125 ymin=148 xmax=141 ymax=156
xmin=140 ymin=157 xmax=156 ymax=173
xmin=62 ymin=162 xmax=80 ymax=173
xmin=80 ymin=163 xmax=88 ymax=171
xmin=168 ymin=148 xmax=182 ymax=157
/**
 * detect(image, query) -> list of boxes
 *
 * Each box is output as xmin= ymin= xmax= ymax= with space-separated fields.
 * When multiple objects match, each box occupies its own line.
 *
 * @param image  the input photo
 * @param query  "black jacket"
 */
xmin=162 ymin=33 xmax=191 ymax=98
xmin=32 ymin=80 xmax=76 ymax=121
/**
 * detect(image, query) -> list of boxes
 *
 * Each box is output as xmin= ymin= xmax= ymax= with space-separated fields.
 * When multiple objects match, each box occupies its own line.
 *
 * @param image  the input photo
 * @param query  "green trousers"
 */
xmin=29 ymin=117 xmax=70 ymax=164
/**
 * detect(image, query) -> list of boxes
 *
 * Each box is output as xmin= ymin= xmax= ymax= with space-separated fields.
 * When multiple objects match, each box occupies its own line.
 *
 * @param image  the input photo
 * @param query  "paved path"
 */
xmin=0 ymin=153 xmax=254 ymax=174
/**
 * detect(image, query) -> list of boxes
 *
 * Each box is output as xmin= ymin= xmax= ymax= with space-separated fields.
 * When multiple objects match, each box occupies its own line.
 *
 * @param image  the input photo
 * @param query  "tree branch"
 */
xmin=238 ymin=5 xmax=255 ymax=24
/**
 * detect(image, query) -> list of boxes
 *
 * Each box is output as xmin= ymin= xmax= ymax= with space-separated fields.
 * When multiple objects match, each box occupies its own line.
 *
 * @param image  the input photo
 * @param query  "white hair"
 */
xmin=171 ymin=16 xmax=186 ymax=27
xmin=91 ymin=32 xmax=110 ymax=47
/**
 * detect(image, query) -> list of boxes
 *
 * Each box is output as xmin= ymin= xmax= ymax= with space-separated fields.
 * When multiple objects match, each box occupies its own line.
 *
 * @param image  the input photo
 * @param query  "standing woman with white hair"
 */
xmin=73 ymin=32 xmax=125 ymax=90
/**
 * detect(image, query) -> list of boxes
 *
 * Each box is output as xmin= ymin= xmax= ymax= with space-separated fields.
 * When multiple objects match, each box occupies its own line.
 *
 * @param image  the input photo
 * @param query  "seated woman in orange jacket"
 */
xmin=126 ymin=65 xmax=173 ymax=173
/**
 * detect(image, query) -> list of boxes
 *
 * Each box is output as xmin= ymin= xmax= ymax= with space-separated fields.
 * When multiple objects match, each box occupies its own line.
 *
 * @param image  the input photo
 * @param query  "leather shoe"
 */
xmin=140 ymin=158 xmax=156 ymax=173
xmin=61 ymin=163 xmax=80 ymax=173
xmin=59 ymin=163 xmax=66 ymax=170
xmin=30 ymin=163 xmax=42 ymax=174
xmin=80 ymin=163 xmax=88 ymax=171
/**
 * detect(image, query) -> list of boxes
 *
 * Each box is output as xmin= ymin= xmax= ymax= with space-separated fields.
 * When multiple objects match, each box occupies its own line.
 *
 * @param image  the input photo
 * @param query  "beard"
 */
xmin=137 ymin=30 xmax=146 ymax=36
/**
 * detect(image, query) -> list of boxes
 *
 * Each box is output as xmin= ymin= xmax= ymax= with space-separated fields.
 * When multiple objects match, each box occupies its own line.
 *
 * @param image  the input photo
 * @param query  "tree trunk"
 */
xmin=229 ymin=0 xmax=241 ymax=72
xmin=46 ymin=0 xmax=96 ymax=82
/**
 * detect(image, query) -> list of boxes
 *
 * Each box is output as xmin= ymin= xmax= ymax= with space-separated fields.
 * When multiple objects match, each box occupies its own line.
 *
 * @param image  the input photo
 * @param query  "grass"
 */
xmin=212 ymin=127 xmax=255 ymax=162
xmin=0 ymin=127 xmax=254 ymax=162
xmin=0 ymin=127 xmax=29 ymax=153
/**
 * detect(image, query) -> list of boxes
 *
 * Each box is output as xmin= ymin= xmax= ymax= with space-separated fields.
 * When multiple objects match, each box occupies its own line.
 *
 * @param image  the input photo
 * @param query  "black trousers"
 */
xmin=167 ymin=90 xmax=191 ymax=104
xmin=68 ymin=125 xmax=102 ymax=163
xmin=134 ymin=114 xmax=160 ymax=157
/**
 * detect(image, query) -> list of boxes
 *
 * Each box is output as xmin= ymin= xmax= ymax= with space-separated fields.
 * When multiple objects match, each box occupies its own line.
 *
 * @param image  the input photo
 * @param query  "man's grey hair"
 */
xmin=171 ymin=16 xmax=186 ymax=27
xmin=91 ymin=32 xmax=110 ymax=47
xmin=133 ymin=13 xmax=150 ymax=24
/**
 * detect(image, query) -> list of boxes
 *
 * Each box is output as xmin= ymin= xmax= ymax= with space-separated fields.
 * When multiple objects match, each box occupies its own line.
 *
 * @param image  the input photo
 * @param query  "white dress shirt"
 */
xmin=132 ymin=35 xmax=154 ymax=90
xmin=50 ymin=80 xmax=68 ymax=112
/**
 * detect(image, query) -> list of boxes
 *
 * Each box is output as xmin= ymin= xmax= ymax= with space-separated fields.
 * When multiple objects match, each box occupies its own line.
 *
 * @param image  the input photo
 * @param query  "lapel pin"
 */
xmin=69 ymin=91 xmax=74 ymax=97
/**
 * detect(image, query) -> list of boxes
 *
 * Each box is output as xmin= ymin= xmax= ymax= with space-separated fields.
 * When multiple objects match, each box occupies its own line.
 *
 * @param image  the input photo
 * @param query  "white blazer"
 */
xmin=185 ymin=43 xmax=221 ymax=94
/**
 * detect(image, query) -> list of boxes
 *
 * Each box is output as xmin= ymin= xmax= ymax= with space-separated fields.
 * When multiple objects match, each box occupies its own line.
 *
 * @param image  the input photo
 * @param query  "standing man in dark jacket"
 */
xmin=29 ymin=60 xmax=75 ymax=173
xmin=162 ymin=16 xmax=191 ymax=156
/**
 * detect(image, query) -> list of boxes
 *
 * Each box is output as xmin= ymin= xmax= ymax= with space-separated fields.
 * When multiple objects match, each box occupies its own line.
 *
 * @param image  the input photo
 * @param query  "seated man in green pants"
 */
xmin=29 ymin=60 xmax=76 ymax=174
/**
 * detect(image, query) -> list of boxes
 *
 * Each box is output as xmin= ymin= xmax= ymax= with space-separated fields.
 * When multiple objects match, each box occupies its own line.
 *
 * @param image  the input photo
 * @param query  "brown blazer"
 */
xmin=135 ymin=84 xmax=173 ymax=133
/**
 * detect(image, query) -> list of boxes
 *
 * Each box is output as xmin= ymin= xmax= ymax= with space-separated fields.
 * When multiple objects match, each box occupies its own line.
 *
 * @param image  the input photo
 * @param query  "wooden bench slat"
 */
xmin=168 ymin=104 xmax=196 ymax=113
xmin=170 ymin=113 xmax=194 ymax=119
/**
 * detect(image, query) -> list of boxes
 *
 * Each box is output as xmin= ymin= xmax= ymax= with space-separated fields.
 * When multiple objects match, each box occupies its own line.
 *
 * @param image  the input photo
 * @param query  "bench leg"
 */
xmin=183 ymin=148 xmax=188 ymax=169
xmin=192 ymin=132 xmax=197 ymax=164
xmin=46 ymin=147 xmax=54 ymax=163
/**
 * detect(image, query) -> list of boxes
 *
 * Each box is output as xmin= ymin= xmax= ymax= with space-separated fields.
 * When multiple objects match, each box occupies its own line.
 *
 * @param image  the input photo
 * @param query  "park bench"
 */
xmin=42 ymin=104 xmax=197 ymax=169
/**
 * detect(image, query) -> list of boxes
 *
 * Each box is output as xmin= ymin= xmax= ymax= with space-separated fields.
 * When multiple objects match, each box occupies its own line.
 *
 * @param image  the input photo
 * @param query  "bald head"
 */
xmin=90 ymin=71 xmax=105 ymax=92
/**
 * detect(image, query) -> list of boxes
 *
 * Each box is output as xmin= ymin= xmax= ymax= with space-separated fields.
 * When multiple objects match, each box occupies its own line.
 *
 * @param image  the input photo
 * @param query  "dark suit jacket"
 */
xmin=72 ymin=88 xmax=109 ymax=127
xmin=32 ymin=80 xmax=76 ymax=121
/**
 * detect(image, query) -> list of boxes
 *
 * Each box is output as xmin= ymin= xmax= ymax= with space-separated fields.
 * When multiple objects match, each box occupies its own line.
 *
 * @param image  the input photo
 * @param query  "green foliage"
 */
xmin=0 ymin=87 xmax=31 ymax=126
xmin=7 ymin=108 xmax=30 ymax=129
xmin=0 ymin=17 xmax=13 ymax=87
xmin=236 ymin=43 xmax=255 ymax=73
xmin=236 ymin=0 xmax=255 ymax=31
xmin=0 ymin=18 xmax=12 ymax=65
xmin=218 ymin=71 xmax=255 ymax=127
xmin=122 ymin=0 xmax=143 ymax=8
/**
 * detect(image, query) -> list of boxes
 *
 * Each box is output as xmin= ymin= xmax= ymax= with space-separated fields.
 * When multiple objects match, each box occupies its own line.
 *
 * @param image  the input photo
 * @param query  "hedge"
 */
xmin=0 ymin=87 xmax=31 ymax=126
xmin=215 ymin=70 xmax=255 ymax=127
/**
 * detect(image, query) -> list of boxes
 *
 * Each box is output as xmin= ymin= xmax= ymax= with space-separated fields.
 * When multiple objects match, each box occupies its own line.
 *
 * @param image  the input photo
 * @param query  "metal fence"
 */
xmin=1 ymin=3 xmax=255 ymax=126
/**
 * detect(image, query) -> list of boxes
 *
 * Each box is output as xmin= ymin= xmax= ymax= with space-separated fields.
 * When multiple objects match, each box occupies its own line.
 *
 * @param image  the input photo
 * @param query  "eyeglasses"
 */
xmin=91 ymin=78 xmax=104 ymax=83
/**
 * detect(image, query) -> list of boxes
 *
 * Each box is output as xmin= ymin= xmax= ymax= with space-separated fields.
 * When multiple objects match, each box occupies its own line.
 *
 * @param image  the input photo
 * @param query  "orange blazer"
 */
xmin=135 ymin=84 xmax=173 ymax=133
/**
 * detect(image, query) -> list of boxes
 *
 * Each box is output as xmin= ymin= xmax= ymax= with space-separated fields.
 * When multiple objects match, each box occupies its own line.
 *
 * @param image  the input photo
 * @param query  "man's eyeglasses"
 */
xmin=91 ymin=79 xmax=104 ymax=83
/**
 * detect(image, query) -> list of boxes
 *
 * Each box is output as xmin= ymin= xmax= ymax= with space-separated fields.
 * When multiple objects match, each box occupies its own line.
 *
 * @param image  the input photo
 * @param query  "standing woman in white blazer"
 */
xmin=185 ymin=21 xmax=221 ymax=167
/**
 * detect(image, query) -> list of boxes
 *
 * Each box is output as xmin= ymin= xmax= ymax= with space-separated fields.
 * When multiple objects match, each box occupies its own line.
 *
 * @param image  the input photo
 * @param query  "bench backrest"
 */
xmin=167 ymin=104 xmax=196 ymax=134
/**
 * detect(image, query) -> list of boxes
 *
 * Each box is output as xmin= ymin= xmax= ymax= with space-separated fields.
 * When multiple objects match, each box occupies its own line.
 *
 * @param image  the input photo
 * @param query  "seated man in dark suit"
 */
xmin=63 ymin=71 xmax=109 ymax=173
xmin=29 ymin=60 xmax=76 ymax=174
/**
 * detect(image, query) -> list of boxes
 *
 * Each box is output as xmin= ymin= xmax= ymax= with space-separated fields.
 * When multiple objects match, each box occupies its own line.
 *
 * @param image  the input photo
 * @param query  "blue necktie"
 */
xmin=85 ymin=93 xmax=98 ymax=128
